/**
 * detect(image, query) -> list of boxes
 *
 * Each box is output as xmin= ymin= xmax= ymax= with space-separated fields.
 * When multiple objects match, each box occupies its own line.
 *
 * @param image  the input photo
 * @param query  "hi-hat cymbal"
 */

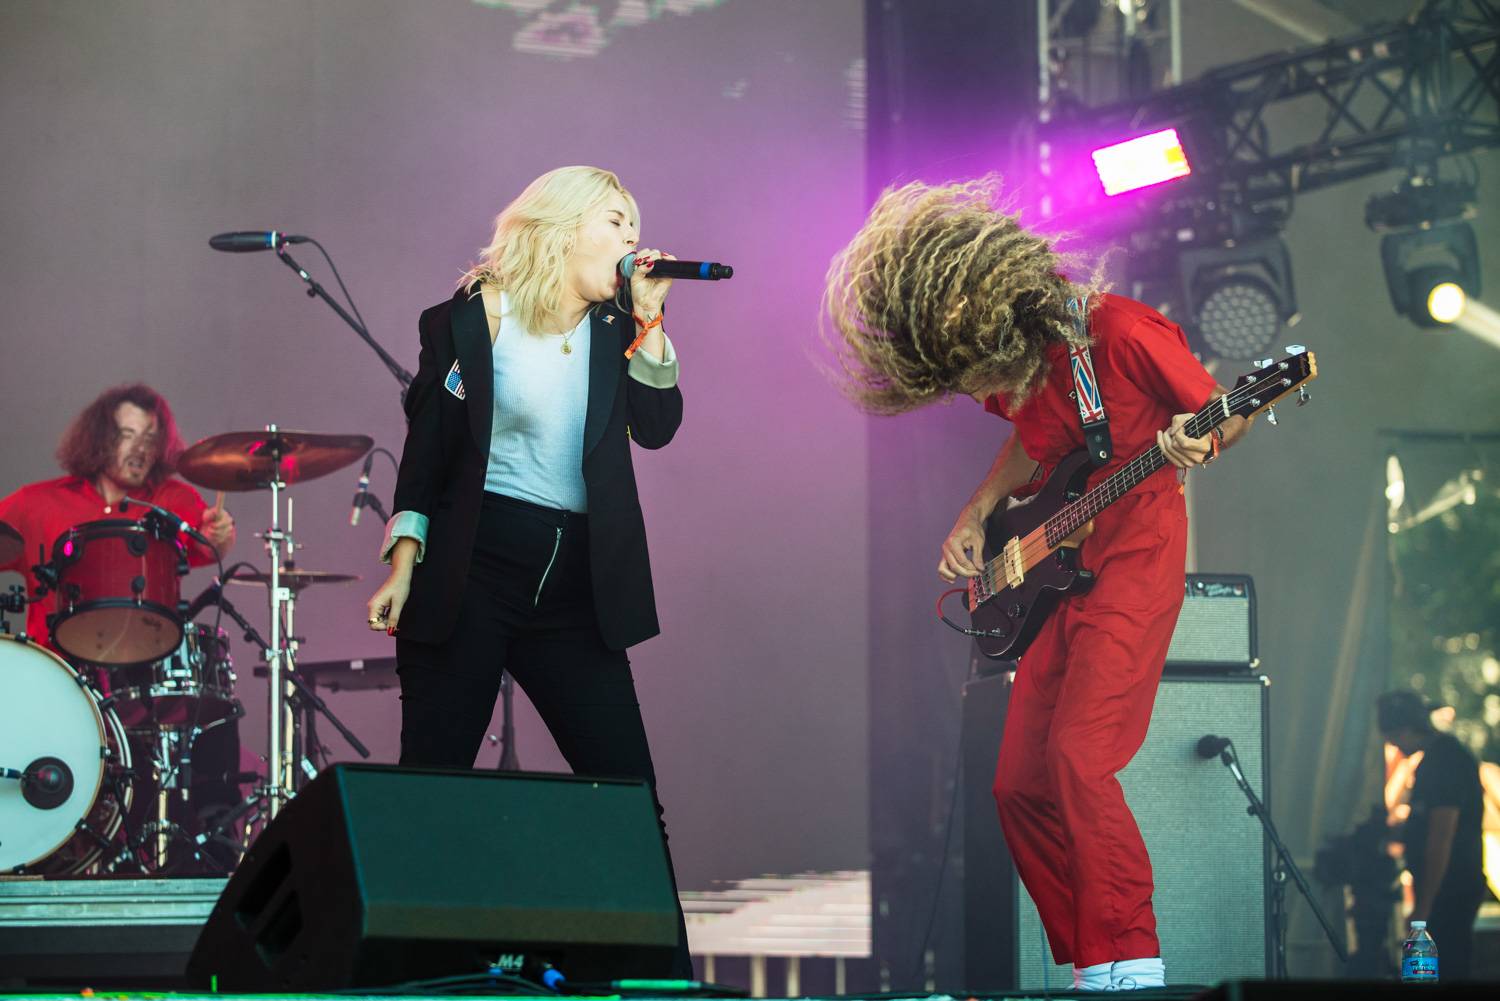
xmin=0 ymin=520 xmax=22 ymax=566
xmin=226 ymin=569 xmax=360 ymax=591
xmin=178 ymin=430 xmax=373 ymax=491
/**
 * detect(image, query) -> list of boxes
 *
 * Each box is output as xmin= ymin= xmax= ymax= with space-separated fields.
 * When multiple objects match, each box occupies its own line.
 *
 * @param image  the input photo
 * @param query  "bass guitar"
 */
xmin=966 ymin=346 xmax=1317 ymax=660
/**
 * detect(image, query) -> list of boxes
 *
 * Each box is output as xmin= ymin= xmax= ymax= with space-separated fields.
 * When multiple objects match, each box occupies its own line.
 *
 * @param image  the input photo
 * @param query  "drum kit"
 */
xmin=0 ymin=427 xmax=376 ymax=878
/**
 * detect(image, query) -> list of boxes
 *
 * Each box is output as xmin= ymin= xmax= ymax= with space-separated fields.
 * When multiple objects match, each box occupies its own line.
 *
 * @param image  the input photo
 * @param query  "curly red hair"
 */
xmin=56 ymin=383 xmax=185 ymax=488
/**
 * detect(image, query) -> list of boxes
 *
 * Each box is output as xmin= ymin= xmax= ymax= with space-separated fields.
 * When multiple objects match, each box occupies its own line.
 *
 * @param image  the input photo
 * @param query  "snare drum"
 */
xmin=0 ymin=634 xmax=134 ymax=875
xmin=111 ymin=623 xmax=238 ymax=728
xmin=50 ymin=518 xmax=185 ymax=665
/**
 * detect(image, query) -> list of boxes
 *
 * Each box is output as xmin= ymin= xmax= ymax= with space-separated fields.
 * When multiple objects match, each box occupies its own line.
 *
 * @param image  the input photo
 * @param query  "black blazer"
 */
xmin=390 ymin=286 xmax=683 ymax=650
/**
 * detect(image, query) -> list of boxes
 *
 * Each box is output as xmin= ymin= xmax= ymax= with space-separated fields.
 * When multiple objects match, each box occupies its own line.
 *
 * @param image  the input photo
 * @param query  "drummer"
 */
xmin=0 ymin=383 xmax=236 ymax=647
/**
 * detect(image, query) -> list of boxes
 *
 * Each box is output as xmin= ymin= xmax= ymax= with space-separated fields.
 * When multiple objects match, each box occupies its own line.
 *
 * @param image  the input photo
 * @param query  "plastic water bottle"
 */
xmin=1401 ymin=920 xmax=1439 ymax=984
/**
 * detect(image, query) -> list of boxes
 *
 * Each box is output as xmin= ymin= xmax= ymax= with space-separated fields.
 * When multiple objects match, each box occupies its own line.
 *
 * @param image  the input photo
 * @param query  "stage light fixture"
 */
xmin=1175 ymin=233 xmax=1297 ymax=361
xmin=1091 ymin=128 xmax=1192 ymax=196
xmin=1366 ymin=176 xmax=1481 ymax=329
xmin=1377 ymin=223 xmax=1481 ymax=328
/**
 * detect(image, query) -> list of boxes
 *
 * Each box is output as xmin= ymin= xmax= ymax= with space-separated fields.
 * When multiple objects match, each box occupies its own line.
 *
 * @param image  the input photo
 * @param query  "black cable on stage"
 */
xmin=332 ymin=970 xmax=554 ymax=996
xmin=369 ymin=444 xmax=400 ymax=476
xmin=309 ymin=237 xmax=369 ymax=333
xmin=909 ymin=710 xmax=965 ymax=991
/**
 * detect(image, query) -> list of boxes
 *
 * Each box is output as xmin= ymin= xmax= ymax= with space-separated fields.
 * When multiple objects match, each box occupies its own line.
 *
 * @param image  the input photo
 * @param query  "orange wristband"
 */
xmin=625 ymin=311 xmax=663 ymax=359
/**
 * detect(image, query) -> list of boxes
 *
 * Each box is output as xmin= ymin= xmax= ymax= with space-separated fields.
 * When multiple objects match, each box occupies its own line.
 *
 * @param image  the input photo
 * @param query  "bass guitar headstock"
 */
xmin=1226 ymin=345 xmax=1317 ymax=423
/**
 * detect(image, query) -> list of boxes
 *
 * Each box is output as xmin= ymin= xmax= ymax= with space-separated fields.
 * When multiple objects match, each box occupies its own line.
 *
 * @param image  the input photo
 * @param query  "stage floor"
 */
xmin=3 ymin=877 xmax=1496 ymax=998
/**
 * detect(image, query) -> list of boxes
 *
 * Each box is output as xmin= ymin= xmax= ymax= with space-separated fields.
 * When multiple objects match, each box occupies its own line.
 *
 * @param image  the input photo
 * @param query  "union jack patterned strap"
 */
xmin=1067 ymin=294 xmax=1113 ymax=467
xmin=1069 ymin=344 xmax=1106 ymax=424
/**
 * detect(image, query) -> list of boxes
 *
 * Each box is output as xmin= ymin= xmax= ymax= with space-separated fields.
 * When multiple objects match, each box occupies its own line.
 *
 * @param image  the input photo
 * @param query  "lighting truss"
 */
xmin=1042 ymin=0 xmax=1500 ymax=215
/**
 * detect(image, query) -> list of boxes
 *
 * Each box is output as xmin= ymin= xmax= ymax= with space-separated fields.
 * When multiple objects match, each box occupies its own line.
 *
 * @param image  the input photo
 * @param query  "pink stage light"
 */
xmin=1091 ymin=129 xmax=1191 ymax=196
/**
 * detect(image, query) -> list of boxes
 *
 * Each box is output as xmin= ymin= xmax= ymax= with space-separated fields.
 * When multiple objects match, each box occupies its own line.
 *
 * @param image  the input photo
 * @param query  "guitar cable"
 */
xmin=936 ymin=588 xmax=1009 ymax=639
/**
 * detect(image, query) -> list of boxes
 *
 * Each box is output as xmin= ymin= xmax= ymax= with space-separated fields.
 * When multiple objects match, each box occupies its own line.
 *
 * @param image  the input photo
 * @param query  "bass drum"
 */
xmin=0 ymin=635 xmax=134 ymax=875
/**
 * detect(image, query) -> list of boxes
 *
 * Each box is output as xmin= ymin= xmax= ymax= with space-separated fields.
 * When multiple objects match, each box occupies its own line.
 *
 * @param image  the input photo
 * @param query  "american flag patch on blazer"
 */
xmin=444 ymin=360 xmax=465 ymax=400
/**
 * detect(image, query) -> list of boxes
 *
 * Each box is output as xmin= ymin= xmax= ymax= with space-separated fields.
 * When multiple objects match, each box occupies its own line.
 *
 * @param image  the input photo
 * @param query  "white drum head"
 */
xmin=0 ymin=636 xmax=110 ymax=872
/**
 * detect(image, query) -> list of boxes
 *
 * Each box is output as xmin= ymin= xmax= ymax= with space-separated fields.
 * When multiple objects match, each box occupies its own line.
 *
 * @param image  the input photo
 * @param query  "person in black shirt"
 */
xmin=1378 ymin=689 xmax=1486 ymax=980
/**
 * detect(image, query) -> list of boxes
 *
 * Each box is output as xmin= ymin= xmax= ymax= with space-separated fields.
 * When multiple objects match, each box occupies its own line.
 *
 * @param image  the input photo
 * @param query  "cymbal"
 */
xmin=178 ymin=430 xmax=373 ymax=491
xmin=227 ymin=569 xmax=361 ymax=590
xmin=0 ymin=520 xmax=22 ymax=566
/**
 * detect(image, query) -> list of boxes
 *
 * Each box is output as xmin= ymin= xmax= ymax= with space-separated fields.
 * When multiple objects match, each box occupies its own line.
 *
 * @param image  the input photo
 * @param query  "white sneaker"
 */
xmin=1107 ymin=957 xmax=1164 ymax=990
xmin=1072 ymin=961 xmax=1113 ymax=991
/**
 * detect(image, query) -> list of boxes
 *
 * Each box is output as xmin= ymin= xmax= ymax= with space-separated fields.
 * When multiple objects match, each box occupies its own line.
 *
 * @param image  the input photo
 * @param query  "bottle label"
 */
xmin=1402 ymin=956 xmax=1438 ymax=981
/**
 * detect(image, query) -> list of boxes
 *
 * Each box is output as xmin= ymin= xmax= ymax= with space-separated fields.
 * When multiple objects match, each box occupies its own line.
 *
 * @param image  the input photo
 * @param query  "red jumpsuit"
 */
xmin=983 ymin=294 xmax=1217 ymax=968
xmin=0 ymin=475 xmax=213 ymax=649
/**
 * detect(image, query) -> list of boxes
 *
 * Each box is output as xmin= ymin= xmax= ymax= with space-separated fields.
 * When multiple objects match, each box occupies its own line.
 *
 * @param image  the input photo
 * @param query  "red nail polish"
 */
xmin=387 ymin=626 xmax=395 ymax=637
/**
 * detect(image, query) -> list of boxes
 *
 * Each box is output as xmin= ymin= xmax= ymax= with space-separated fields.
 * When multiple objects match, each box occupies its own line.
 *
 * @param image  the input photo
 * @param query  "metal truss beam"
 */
xmin=1045 ymin=0 xmax=1499 ymax=209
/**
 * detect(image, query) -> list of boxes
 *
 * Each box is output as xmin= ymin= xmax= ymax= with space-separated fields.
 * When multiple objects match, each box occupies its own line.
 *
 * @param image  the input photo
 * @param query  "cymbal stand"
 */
xmin=191 ymin=588 xmax=370 ymax=853
xmin=257 ymin=423 xmax=298 ymax=818
xmin=211 ymin=588 xmax=371 ymax=772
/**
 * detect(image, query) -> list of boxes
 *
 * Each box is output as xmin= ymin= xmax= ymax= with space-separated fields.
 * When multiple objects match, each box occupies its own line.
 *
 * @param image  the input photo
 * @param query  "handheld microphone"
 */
xmin=350 ymin=453 xmax=375 ymax=527
xmin=618 ymin=252 xmax=733 ymax=281
xmin=208 ymin=231 xmax=310 ymax=253
xmin=1196 ymin=734 xmax=1232 ymax=759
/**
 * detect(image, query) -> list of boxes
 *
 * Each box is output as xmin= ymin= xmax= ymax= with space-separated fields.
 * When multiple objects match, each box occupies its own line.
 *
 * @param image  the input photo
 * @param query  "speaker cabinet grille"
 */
xmin=1165 ymin=574 xmax=1256 ymax=669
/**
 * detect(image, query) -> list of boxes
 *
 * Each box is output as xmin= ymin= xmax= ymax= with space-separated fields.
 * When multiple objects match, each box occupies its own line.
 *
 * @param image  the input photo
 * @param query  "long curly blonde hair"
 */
xmin=822 ymin=176 xmax=1103 ymax=414
xmin=460 ymin=166 xmax=638 ymax=334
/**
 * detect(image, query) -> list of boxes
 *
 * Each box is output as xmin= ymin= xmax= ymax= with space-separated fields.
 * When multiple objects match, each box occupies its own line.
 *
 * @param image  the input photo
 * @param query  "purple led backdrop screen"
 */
xmin=0 ymin=0 xmax=867 ymax=889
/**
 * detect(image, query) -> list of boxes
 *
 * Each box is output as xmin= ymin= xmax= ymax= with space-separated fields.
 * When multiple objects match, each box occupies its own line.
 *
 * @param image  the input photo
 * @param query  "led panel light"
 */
xmin=1092 ymin=128 xmax=1192 ymax=196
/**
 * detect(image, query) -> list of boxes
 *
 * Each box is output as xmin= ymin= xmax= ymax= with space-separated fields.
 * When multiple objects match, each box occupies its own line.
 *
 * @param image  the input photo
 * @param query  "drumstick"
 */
xmin=212 ymin=491 xmax=225 ymax=516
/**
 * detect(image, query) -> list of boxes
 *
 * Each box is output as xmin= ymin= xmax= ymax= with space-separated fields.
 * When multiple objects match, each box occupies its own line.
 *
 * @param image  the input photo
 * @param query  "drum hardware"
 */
xmin=177 ymin=426 xmax=372 ymax=818
xmin=4 ymin=424 xmax=374 ymax=872
xmin=0 ymin=583 xmax=26 ymax=625
xmin=0 ymin=518 xmax=22 ymax=566
xmin=200 ymin=583 xmax=371 ymax=781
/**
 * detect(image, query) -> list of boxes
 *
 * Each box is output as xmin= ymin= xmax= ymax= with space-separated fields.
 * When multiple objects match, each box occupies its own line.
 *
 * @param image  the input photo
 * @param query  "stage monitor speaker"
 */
xmin=187 ymin=764 xmax=680 ymax=991
xmin=962 ymin=673 xmax=1271 ymax=991
xmin=1165 ymin=573 xmax=1256 ymax=670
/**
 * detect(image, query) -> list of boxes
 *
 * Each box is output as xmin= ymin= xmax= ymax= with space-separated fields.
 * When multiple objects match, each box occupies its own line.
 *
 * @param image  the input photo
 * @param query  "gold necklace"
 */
xmin=559 ymin=313 xmax=585 ymax=355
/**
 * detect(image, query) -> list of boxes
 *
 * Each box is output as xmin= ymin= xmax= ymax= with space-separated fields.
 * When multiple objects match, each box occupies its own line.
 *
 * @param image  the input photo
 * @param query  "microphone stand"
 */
xmin=356 ymin=492 xmax=390 ymax=525
xmin=272 ymin=245 xmax=413 ymax=405
xmin=498 ymin=673 xmax=520 ymax=770
xmin=1212 ymin=740 xmax=1347 ymax=976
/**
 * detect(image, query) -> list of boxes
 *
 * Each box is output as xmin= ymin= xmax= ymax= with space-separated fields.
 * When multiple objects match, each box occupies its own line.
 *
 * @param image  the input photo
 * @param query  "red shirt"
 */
xmin=984 ymin=293 xmax=1218 ymax=509
xmin=0 ymin=475 xmax=213 ymax=647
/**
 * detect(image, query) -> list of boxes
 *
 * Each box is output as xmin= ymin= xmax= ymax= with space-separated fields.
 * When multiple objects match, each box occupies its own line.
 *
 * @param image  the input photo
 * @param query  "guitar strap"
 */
xmin=1067 ymin=294 xmax=1113 ymax=467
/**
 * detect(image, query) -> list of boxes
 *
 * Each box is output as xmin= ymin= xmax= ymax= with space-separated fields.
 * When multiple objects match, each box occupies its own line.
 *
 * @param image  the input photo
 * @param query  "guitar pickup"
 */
xmin=1002 ymin=537 xmax=1026 ymax=590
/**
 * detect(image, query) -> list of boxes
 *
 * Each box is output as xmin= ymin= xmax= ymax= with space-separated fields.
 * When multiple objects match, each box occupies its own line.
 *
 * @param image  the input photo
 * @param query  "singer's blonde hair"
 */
xmin=461 ymin=166 xmax=639 ymax=334
xmin=822 ymin=176 xmax=1102 ymax=414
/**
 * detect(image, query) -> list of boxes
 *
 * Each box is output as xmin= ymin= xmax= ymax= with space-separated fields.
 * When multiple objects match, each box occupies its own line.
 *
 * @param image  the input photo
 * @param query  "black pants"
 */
xmin=396 ymin=492 xmax=691 ymax=977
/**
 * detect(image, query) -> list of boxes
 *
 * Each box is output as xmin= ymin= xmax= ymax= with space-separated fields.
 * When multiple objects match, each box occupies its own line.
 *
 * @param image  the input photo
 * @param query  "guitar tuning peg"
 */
xmin=1284 ymin=344 xmax=1306 ymax=355
xmin=1297 ymin=385 xmax=1310 ymax=406
xmin=1265 ymin=405 xmax=1278 ymax=426
xmin=1254 ymin=357 xmax=1274 ymax=370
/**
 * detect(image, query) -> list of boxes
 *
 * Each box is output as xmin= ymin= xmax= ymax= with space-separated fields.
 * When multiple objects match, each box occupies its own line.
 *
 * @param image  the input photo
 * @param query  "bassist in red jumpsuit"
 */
xmin=824 ymin=178 xmax=1253 ymax=990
